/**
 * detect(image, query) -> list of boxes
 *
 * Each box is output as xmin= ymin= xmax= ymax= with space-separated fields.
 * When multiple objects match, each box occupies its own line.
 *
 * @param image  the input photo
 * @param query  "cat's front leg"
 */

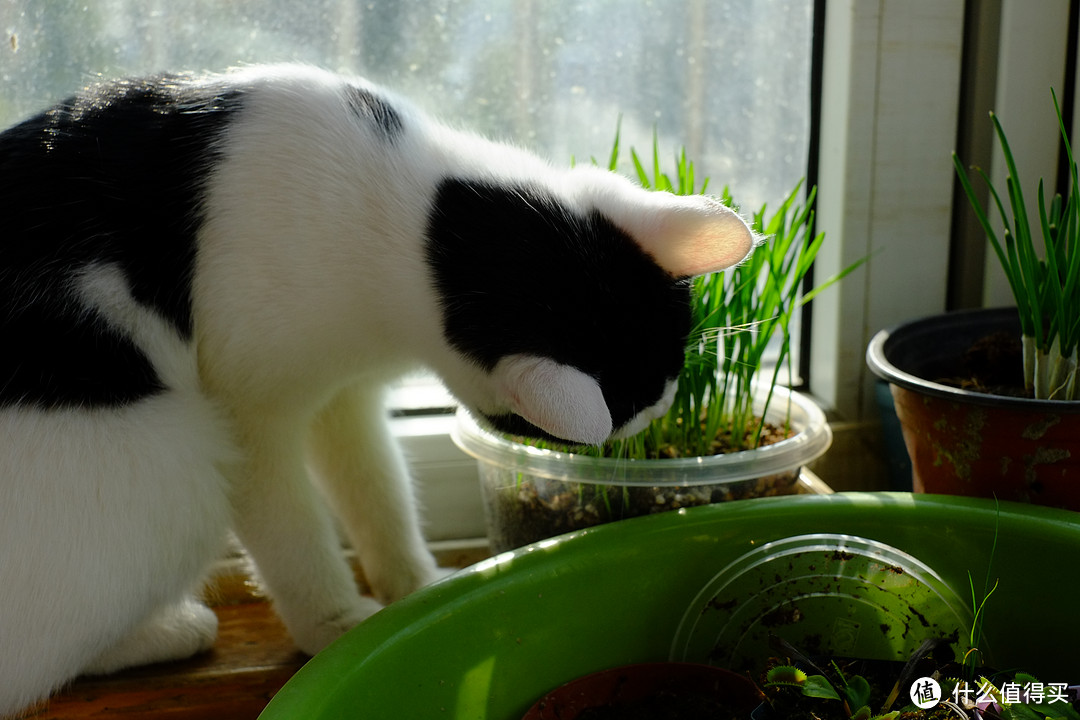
xmin=226 ymin=411 xmax=383 ymax=655
xmin=307 ymin=384 xmax=447 ymax=605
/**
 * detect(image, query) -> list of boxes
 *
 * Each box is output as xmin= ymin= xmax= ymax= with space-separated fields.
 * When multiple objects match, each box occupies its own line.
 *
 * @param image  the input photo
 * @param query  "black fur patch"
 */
xmin=425 ymin=178 xmax=690 ymax=437
xmin=344 ymin=85 xmax=403 ymax=141
xmin=0 ymin=74 xmax=242 ymax=409
xmin=1 ymin=295 xmax=166 ymax=408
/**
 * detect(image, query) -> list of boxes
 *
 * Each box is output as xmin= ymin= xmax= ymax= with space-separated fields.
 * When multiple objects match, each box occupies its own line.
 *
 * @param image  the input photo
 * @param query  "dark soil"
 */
xmin=488 ymin=466 xmax=806 ymax=551
xmin=936 ymin=331 xmax=1031 ymax=398
xmin=574 ymin=691 xmax=741 ymax=720
xmin=534 ymin=653 xmax=1079 ymax=720
xmin=488 ymin=420 xmax=804 ymax=552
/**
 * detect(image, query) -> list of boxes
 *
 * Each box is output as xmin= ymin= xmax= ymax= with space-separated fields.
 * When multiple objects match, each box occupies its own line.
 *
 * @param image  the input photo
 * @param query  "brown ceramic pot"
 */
xmin=867 ymin=307 xmax=1080 ymax=511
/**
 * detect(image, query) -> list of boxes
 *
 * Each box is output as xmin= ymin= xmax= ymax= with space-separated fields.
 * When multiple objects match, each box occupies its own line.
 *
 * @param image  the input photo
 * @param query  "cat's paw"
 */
xmin=84 ymin=597 xmax=217 ymax=675
xmin=369 ymin=564 xmax=454 ymax=605
xmin=291 ymin=596 xmax=384 ymax=656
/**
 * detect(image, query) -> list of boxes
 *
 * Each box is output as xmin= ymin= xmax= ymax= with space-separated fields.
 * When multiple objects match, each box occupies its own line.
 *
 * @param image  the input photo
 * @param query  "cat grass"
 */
xmin=553 ymin=124 xmax=863 ymax=460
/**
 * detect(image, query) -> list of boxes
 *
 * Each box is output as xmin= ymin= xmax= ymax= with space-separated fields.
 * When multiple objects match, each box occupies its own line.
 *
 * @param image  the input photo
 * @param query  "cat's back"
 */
xmin=0 ymin=65 xmax=417 ymax=409
xmin=0 ymin=73 xmax=246 ymax=409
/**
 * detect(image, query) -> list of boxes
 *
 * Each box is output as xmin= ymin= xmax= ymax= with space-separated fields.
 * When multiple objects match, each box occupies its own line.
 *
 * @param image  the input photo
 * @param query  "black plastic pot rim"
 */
xmin=866 ymin=311 xmax=1080 ymax=412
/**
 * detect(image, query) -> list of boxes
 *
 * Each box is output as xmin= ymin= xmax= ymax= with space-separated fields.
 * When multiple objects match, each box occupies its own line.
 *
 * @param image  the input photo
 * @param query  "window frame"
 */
xmin=807 ymin=0 xmax=966 ymax=421
xmin=807 ymin=0 xmax=1078 ymax=424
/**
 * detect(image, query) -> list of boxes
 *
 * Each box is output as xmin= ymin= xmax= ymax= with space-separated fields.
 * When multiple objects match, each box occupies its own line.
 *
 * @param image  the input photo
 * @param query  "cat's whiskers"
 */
xmin=687 ymin=316 xmax=778 ymax=348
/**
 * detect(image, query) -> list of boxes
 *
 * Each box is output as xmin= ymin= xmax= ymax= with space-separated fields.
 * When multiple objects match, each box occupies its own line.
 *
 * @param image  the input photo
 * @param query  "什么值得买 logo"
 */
xmin=910 ymin=677 xmax=1075 ymax=710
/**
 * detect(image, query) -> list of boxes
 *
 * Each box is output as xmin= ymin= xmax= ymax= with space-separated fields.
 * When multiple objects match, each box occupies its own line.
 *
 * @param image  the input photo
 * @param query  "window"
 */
xmin=3 ymin=1 xmax=811 ymax=213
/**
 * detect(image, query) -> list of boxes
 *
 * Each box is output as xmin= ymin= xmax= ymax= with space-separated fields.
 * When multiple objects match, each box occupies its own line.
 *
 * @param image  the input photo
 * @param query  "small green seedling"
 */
xmin=963 ymin=499 xmax=1001 ymax=679
xmin=764 ymin=664 xmax=900 ymax=720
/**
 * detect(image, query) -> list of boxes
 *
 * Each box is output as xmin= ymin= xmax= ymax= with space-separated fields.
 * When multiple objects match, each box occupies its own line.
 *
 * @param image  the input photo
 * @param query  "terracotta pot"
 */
xmin=866 ymin=307 xmax=1080 ymax=511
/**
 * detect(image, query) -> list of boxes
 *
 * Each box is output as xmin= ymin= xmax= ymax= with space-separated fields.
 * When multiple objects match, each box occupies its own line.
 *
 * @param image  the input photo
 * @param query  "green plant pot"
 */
xmin=867 ymin=307 xmax=1080 ymax=511
xmin=453 ymin=385 xmax=834 ymax=552
xmin=259 ymin=493 xmax=1080 ymax=720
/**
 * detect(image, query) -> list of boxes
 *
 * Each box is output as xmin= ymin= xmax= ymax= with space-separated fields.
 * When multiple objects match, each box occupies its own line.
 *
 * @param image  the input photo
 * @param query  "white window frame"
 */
xmin=809 ymin=0 xmax=966 ymax=421
xmin=808 ymin=0 xmax=1075 ymax=421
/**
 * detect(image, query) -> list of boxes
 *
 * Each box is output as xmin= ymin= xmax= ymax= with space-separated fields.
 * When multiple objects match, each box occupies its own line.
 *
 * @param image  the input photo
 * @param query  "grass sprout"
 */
xmin=546 ymin=121 xmax=865 ymax=459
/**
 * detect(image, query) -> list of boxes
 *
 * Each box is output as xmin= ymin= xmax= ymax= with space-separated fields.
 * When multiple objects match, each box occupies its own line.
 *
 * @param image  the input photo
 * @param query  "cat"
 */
xmin=0 ymin=64 xmax=753 ymax=716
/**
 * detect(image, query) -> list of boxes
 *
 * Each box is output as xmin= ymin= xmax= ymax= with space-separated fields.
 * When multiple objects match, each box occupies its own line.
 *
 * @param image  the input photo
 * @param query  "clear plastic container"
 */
xmin=671 ymin=533 xmax=974 ymax=668
xmin=453 ymin=386 xmax=833 ymax=552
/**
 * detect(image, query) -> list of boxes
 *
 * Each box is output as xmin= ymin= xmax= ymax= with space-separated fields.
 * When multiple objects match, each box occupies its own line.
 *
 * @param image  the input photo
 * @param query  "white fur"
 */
xmin=0 ymin=375 xmax=232 ymax=713
xmin=0 ymin=65 xmax=752 ymax=717
xmin=612 ymin=378 xmax=680 ymax=439
xmin=492 ymin=355 xmax=613 ymax=445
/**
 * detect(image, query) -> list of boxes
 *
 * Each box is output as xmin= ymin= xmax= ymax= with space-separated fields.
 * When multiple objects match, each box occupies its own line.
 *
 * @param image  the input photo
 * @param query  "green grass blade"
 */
xmin=992 ymin=112 xmax=1035 ymax=243
xmin=630 ymin=147 xmax=651 ymax=189
xmin=801 ymin=250 xmax=871 ymax=305
xmin=996 ymin=111 xmax=1045 ymax=345
xmin=607 ymin=115 xmax=622 ymax=171
xmin=953 ymin=155 xmax=1009 ymax=266
xmin=1053 ymin=89 xmax=1080 ymax=355
xmin=1038 ymin=183 xmax=1066 ymax=348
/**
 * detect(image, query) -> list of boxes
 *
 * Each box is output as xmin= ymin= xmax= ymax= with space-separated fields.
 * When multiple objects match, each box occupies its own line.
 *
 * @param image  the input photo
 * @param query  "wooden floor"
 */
xmin=25 ymin=543 xmax=489 ymax=720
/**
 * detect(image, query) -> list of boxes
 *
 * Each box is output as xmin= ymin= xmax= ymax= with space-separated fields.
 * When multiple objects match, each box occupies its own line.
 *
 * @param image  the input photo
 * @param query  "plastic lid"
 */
xmin=671 ymin=533 xmax=974 ymax=668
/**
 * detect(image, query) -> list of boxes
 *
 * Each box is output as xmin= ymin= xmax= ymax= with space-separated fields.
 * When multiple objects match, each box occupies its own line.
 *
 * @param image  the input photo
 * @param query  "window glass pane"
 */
xmin=2 ymin=0 xmax=813 ymax=399
xmin=3 ymin=0 xmax=810 ymax=208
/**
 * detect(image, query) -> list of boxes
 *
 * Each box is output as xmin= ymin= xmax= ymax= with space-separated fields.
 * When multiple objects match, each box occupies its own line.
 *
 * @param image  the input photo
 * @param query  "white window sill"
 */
xmin=393 ymin=411 xmax=489 ymax=542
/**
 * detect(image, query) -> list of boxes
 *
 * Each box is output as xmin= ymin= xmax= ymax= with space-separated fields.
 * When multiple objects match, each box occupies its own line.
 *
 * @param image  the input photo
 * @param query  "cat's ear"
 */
xmin=492 ymin=355 xmax=612 ymax=445
xmin=570 ymin=170 xmax=756 ymax=277
xmin=631 ymin=193 xmax=756 ymax=278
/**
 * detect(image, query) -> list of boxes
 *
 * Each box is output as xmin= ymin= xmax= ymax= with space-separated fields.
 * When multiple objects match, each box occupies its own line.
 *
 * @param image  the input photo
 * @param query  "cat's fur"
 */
xmin=0 ymin=64 xmax=752 ymax=716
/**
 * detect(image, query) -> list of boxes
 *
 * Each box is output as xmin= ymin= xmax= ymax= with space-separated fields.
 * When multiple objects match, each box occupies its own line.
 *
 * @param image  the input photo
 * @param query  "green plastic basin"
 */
xmin=260 ymin=493 xmax=1080 ymax=719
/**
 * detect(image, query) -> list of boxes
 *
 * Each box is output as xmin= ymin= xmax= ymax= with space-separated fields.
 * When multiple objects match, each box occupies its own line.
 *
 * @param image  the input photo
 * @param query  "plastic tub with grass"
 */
xmin=454 ymin=385 xmax=833 ymax=551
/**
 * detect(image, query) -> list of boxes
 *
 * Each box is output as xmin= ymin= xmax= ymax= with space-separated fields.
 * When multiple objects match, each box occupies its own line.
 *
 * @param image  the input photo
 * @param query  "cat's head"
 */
xmin=426 ymin=165 xmax=754 ymax=446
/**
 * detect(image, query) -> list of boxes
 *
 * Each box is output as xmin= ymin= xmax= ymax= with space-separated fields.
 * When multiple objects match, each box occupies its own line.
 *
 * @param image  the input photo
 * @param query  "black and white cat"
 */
xmin=0 ymin=64 xmax=752 ymax=715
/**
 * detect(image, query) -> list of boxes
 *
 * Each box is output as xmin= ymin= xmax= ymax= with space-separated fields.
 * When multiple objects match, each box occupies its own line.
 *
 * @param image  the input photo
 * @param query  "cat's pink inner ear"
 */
xmin=640 ymin=195 xmax=755 ymax=278
xmin=493 ymin=355 xmax=612 ymax=445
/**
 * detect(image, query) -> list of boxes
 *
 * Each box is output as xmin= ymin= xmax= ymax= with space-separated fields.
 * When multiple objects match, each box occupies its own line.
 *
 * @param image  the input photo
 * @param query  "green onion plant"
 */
xmin=953 ymin=90 xmax=1080 ymax=400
